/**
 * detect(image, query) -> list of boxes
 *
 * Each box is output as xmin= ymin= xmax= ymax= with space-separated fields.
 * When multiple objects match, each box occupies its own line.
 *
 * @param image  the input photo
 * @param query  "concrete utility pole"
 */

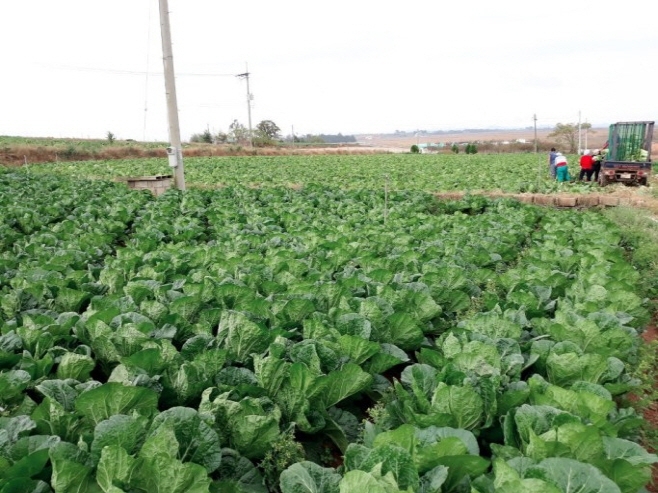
xmin=158 ymin=0 xmax=185 ymax=190
xmin=577 ymin=110 xmax=582 ymax=155
xmin=534 ymin=114 xmax=542 ymax=185
xmin=584 ymin=119 xmax=588 ymax=150
xmin=236 ymin=64 xmax=254 ymax=148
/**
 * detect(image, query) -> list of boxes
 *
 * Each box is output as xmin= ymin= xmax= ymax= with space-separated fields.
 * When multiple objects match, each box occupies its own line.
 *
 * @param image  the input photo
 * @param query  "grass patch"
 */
xmin=604 ymin=206 xmax=658 ymax=299
xmin=605 ymin=206 xmax=658 ymax=467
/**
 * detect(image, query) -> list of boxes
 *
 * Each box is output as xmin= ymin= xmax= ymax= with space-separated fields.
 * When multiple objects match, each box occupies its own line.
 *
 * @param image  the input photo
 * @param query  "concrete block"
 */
xmin=556 ymin=196 xmax=577 ymax=207
xmin=576 ymin=195 xmax=600 ymax=207
xmin=599 ymin=196 xmax=620 ymax=206
xmin=533 ymin=195 xmax=555 ymax=206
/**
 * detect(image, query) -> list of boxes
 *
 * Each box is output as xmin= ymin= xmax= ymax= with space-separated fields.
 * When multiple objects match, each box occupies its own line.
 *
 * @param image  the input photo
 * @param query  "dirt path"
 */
xmin=642 ymin=324 xmax=658 ymax=493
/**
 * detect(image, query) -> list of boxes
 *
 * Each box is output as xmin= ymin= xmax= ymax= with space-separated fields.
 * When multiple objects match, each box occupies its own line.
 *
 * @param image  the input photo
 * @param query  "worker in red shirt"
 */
xmin=579 ymin=150 xmax=594 ymax=181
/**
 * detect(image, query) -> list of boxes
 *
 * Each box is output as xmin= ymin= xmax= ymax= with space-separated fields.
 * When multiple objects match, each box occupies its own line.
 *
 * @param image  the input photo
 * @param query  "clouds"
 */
xmin=1 ymin=0 xmax=656 ymax=141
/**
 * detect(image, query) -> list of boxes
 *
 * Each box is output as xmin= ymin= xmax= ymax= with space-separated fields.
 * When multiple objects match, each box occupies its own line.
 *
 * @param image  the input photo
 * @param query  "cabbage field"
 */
xmin=0 ymin=168 xmax=656 ymax=493
xmin=28 ymin=153 xmax=603 ymax=194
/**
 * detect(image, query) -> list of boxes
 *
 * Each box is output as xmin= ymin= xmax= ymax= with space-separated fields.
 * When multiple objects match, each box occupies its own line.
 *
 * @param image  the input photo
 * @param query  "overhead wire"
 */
xmin=39 ymin=63 xmax=236 ymax=77
xmin=143 ymin=0 xmax=153 ymax=141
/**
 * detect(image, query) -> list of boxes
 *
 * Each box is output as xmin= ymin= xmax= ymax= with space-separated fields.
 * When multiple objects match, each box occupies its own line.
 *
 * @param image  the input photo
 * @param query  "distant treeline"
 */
xmin=289 ymin=133 xmax=357 ymax=144
xmin=392 ymin=128 xmax=546 ymax=136
xmin=318 ymin=134 xmax=357 ymax=143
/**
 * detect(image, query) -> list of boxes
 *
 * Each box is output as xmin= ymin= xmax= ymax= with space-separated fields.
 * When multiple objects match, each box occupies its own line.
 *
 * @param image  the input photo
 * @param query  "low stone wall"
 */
xmin=434 ymin=192 xmax=652 ymax=208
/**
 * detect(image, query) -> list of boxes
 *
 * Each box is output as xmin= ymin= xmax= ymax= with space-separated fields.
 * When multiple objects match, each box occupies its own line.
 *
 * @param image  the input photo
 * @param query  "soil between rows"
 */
xmin=641 ymin=325 xmax=658 ymax=493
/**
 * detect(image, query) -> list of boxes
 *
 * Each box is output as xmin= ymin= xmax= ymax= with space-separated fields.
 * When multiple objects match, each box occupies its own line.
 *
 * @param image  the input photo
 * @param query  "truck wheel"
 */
xmin=639 ymin=178 xmax=648 ymax=186
xmin=599 ymin=175 xmax=608 ymax=187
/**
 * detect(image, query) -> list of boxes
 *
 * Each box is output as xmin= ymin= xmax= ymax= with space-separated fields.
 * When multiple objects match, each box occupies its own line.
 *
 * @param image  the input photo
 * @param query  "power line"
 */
xmin=143 ymin=0 xmax=153 ymax=141
xmin=38 ymin=63 xmax=237 ymax=77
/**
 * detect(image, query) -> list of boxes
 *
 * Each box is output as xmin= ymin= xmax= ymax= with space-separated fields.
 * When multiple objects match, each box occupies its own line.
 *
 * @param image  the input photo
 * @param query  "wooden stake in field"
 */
xmin=384 ymin=174 xmax=389 ymax=224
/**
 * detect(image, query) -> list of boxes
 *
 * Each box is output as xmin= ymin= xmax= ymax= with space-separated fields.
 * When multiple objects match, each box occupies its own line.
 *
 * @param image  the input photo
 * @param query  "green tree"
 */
xmin=189 ymin=129 xmax=213 ymax=144
xmin=465 ymin=142 xmax=478 ymax=154
xmin=255 ymin=120 xmax=281 ymax=141
xmin=549 ymin=122 xmax=591 ymax=154
xmin=451 ymin=144 xmax=459 ymax=154
xmin=410 ymin=144 xmax=420 ymax=153
xmin=106 ymin=131 xmax=115 ymax=144
xmin=228 ymin=119 xmax=249 ymax=144
xmin=215 ymin=131 xmax=228 ymax=144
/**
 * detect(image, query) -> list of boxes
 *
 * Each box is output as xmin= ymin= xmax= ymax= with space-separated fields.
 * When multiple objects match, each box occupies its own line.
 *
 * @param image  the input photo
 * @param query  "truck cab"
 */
xmin=600 ymin=121 xmax=654 ymax=186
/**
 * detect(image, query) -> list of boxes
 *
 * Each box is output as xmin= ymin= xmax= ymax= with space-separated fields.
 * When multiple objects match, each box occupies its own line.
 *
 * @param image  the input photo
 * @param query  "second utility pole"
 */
xmin=237 ymin=64 xmax=253 ymax=147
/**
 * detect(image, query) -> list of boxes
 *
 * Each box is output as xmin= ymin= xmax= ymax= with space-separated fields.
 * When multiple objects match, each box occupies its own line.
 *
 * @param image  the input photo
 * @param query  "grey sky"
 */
xmin=2 ymin=0 xmax=656 ymax=141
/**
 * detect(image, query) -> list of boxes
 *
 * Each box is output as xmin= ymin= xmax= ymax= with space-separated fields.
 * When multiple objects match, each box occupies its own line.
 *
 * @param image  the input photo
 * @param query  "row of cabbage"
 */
xmin=28 ymin=153 xmax=597 ymax=193
xmin=0 ymin=172 xmax=151 ymax=316
xmin=0 ymin=171 xmax=654 ymax=493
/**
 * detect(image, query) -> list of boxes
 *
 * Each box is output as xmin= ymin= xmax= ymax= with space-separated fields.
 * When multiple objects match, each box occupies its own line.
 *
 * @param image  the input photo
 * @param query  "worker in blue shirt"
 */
xmin=548 ymin=147 xmax=557 ymax=179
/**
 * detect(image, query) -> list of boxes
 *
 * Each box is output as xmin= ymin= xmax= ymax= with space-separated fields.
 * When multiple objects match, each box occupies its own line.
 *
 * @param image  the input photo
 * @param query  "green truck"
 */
xmin=599 ymin=121 xmax=654 ymax=186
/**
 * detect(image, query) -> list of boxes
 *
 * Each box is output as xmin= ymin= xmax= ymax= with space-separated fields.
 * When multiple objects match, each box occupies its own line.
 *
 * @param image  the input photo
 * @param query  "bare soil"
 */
xmin=432 ymin=189 xmax=658 ymax=212
xmin=356 ymin=128 xmax=610 ymax=151
xmin=0 ymin=142 xmax=392 ymax=166
xmin=357 ymin=129 xmax=658 ymax=157
xmin=641 ymin=325 xmax=658 ymax=492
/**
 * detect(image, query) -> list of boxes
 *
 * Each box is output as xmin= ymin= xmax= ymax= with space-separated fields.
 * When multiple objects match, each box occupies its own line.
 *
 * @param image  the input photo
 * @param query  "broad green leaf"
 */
xmin=74 ymin=383 xmax=159 ymax=426
xmin=373 ymin=424 xmax=416 ymax=455
xmin=525 ymin=457 xmax=621 ymax=493
xmin=321 ymin=363 xmax=373 ymax=408
xmin=279 ymin=461 xmax=341 ymax=493
xmin=0 ymin=370 xmax=31 ymax=405
xmin=430 ymin=383 xmax=483 ymax=430
xmin=601 ymin=436 xmax=658 ymax=466
xmin=131 ymin=453 xmax=211 ymax=493
xmin=96 ymin=445 xmax=136 ymax=493
xmin=364 ymin=343 xmax=409 ymax=374
xmin=379 ymin=312 xmax=424 ymax=350
xmin=49 ymin=442 xmax=102 ymax=493
xmin=56 ymin=352 xmax=95 ymax=381
xmin=90 ymin=414 xmax=146 ymax=465
xmin=338 ymin=469 xmax=400 ymax=493
xmin=416 ymin=437 xmax=468 ymax=474
xmin=418 ymin=465 xmax=448 ymax=493
xmin=217 ymin=311 xmax=271 ymax=363
xmin=253 ymin=354 xmax=289 ymax=397
xmin=281 ymin=298 xmax=316 ymax=325
xmin=432 ymin=455 xmax=490 ymax=493
xmin=0 ymin=479 xmax=52 ymax=493
xmin=344 ymin=443 xmax=418 ymax=491
xmin=335 ymin=313 xmax=372 ymax=339
xmin=415 ymin=426 xmax=480 ymax=456
xmin=212 ymin=448 xmax=267 ymax=493
xmin=337 ymin=335 xmax=380 ymax=365
xmin=147 ymin=407 xmax=222 ymax=473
